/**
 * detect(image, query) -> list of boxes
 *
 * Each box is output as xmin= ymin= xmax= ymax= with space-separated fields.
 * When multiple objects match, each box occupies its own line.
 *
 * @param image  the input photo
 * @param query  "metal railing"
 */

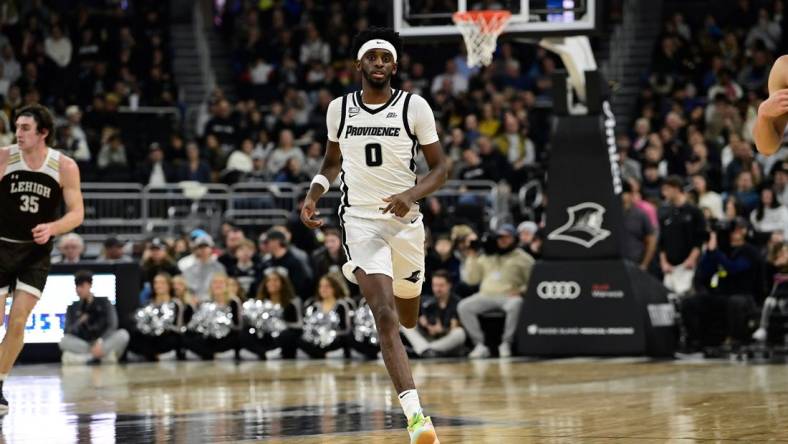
xmin=74 ymin=180 xmax=499 ymax=239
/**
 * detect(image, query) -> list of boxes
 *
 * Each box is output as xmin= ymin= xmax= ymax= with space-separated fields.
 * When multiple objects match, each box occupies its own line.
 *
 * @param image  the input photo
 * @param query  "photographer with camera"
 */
xmin=457 ymin=224 xmax=535 ymax=359
xmin=680 ymin=217 xmax=765 ymax=351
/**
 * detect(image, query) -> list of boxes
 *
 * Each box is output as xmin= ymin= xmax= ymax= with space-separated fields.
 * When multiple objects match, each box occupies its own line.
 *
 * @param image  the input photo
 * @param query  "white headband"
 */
xmin=357 ymin=39 xmax=397 ymax=63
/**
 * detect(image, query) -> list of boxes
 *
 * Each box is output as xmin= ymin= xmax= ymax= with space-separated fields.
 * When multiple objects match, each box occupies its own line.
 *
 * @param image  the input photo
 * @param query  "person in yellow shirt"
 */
xmin=457 ymin=224 xmax=534 ymax=359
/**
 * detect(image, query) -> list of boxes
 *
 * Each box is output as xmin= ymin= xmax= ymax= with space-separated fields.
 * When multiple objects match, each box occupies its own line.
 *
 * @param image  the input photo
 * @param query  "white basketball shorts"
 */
xmin=340 ymin=213 xmax=425 ymax=299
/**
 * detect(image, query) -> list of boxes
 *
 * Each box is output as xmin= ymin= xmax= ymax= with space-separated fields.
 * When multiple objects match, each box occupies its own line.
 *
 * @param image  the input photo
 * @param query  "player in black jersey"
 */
xmin=0 ymin=104 xmax=84 ymax=413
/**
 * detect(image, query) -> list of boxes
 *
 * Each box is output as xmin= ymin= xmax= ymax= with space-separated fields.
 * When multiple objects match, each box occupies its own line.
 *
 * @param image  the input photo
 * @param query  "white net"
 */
xmin=453 ymin=11 xmax=512 ymax=68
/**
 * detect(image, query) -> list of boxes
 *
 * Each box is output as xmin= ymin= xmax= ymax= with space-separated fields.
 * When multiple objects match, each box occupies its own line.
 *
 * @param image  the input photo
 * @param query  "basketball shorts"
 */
xmin=340 ymin=213 xmax=425 ymax=299
xmin=0 ymin=239 xmax=53 ymax=298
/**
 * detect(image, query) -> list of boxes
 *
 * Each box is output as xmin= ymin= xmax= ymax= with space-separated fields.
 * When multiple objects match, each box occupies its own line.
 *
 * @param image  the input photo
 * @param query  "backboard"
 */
xmin=393 ymin=0 xmax=598 ymax=40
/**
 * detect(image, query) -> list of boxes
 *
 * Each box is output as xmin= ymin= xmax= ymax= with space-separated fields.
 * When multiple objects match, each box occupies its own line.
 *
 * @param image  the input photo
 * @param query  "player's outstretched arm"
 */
xmin=381 ymin=141 xmax=448 ymax=217
xmin=301 ymin=141 xmax=341 ymax=228
xmin=32 ymin=156 xmax=84 ymax=245
xmin=753 ymin=55 xmax=788 ymax=156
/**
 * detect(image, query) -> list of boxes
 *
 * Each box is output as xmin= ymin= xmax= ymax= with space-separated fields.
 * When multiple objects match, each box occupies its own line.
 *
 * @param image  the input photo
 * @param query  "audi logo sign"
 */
xmin=536 ymin=281 xmax=581 ymax=299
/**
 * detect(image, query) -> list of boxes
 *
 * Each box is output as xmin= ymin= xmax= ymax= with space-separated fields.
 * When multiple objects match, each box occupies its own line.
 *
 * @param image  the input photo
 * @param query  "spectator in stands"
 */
xmin=774 ymin=163 xmax=788 ymax=206
xmin=97 ymin=237 xmax=133 ymax=263
xmin=682 ymin=217 xmax=763 ymax=349
xmin=0 ymin=45 xmax=21 ymax=84
xmin=622 ymin=181 xmax=657 ymax=270
xmin=631 ymin=117 xmax=651 ymax=155
xmin=744 ymin=8 xmax=781 ymax=51
xmin=723 ymin=134 xmax=756 ymax=188
xmin=495 ymin=113 xmax=535 ymax=188
xmin=705 ymin=95 xmax=742 ymax=146
xmin=707 ymin=69 xmax=743 ymax=102
xmin=425 ymin=235 xmax=461 ymax=291
xmin=203 ymin=99 xmax=239 ymax=153
xmin=60 ymin=271 xmax=129 ymax=365
xmin=431 ymin=60 xmax=468 ymax=96
xmin=299 ymin=22 xmax=330 ymax=65
xmin=60 ymin=105 xmax=90 ymax=164
xmin=401 ymin=271 xmax=466 ymax=358
xmin=136 ymin=142 xmax=175 ymax=186
xmin=140 ymin=237 xmax=180 ymax=287
xmin=256 ymin=229 xmax=312 ymax=298
xmin=732 ymin=170 xmax=760 ymax=214
xmin=302 ymin=142 xmax=323 ymax=179
xmin=750 ymin=183 xmax=788 ymax=238
xmin=457 ymin=148 xmax=493 ymax=182
xmin=617 ymin=134 xmax=642 ymax=183
xmin=478 ymin=136 xmax=510 ymax=183
xmin=273 ymin=224 xmax=314 ymax=273
xmin=457 ymin=224 xmax=534 ymax=358
xmin=96 ymin=132 xmax=129 ymax=180
xmin=752 ymin=241 xmax=788 ymax=342
xmin=659 ymin=176 xmax=706 ymax=295
xmin=422 ymin=196 xmax=451 ymax=236
xmin=52 ymin=232 xmax=84 ymax=264
xmin=178 ymin=140 xmax=212 ymax=183
xmin=267 ymin=129 xmax=304 ymax=176
xmin=241 ymin=268 xmax=301 ymax=360
xmin=227 ymin=239 xmax=257 ymax=296
xmin=224 ymin=137 xmax=255 ymax=183
xmin=218 ymin=223 xmax=246 ymax=270
xmin=183 ymin=235 xmax=226 ymax=302
xmin=310 ymin=228 xmax=347 ymax=280
xmin=274 ymin=157 xmax=311 ymax=184
xmin=691 ymin=173 xmax=724 ymax=221
xmin=297 ymin=272 xmax=352 ymax=359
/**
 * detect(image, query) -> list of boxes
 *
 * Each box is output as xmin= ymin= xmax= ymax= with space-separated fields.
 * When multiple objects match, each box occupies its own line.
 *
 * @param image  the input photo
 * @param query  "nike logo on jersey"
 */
xmin=349 ymin=107 xmax=360 ymax=118
xmin=404 ymin=270 xmax=421 ymax=283
xmin=410 ymin=216 xmax=419 ymax=224
xmin=345 ymin=125 xmax=401 ymax=138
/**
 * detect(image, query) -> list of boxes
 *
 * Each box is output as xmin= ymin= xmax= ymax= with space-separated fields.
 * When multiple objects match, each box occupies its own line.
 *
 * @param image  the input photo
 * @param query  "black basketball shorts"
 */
xmin=0 ymin=239 xmax=53 ymax=298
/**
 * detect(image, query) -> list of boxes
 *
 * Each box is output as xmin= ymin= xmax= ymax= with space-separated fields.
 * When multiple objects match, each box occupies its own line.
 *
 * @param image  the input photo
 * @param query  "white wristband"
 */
xmin=311 ymin=174 xmax=330 ymax=195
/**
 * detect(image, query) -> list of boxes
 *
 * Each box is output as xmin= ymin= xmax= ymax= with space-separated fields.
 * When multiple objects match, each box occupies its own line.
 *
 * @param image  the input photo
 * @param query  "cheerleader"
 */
xmin=298 ymin=273 xmax=353 ymax=358
xmin=172 ymin=275 xmax=198 ymax=312
xmin=350 ymin=299 xmax=381 ymax=360
xmin=128 ymin=272 xmax=185 ymax=361
xmin=183 ymin=272 xmax=242 ymax=360
xmin=240 ymin=268 xmax=301 ymax=359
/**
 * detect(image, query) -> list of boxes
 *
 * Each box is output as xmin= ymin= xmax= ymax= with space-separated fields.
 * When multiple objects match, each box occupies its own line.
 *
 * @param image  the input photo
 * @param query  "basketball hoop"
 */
xmin=452 ymin=10 xmax=512 ymax=68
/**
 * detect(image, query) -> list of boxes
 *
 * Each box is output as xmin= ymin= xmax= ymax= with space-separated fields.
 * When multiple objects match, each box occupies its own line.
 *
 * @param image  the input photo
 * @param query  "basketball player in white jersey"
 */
xmin=301 ymin=27 xmax=447 ymax=444
xmin=754 ymin=55 xmax=788 ymax=155
xmin=0 ymin=104 xmax=84 ymax=413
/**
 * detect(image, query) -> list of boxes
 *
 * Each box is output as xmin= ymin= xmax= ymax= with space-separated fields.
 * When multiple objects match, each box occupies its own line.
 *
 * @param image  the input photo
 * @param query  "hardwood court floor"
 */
xmin=1 ymin=357 xmax=787 ymax=443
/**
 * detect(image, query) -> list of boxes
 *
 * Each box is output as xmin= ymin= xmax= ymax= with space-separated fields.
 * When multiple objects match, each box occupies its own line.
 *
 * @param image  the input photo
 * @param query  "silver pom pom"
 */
xmin=242 ymin=299 xmax=287 ymax=338
xmin=134 ymin=302 xmax=177 ymax=336
xmin=353 ymin=304 xmax=378 ymax=345
xmin=302 ymin=305 xmax=340 ymax=348
xmin=187 ymin=302 xmax=233 ymax=339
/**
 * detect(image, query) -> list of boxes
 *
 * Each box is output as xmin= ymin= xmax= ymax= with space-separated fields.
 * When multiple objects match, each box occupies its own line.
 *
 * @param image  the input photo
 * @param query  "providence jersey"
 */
xmin=327 ymin=89 xmax=438 ymax=219
xmin=0 ymin=145 xmax=64 ymax=241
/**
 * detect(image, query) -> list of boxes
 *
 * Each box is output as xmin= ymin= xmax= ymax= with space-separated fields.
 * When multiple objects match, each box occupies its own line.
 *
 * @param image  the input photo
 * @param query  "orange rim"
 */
xmin=452 ymin=10 xmax=512 ymax=33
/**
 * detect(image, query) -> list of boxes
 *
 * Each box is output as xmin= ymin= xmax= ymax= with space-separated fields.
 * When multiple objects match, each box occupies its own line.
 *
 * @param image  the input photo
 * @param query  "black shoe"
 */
xmin=0 ymin=382 xmax=8 ymax=415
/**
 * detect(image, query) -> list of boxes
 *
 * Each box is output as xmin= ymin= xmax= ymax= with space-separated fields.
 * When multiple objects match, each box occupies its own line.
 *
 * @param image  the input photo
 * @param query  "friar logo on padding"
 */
xmin=404 ymin=270 xmax=421 ymax=283
xmin=547 ymin=202 xmax=611 ymax=248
